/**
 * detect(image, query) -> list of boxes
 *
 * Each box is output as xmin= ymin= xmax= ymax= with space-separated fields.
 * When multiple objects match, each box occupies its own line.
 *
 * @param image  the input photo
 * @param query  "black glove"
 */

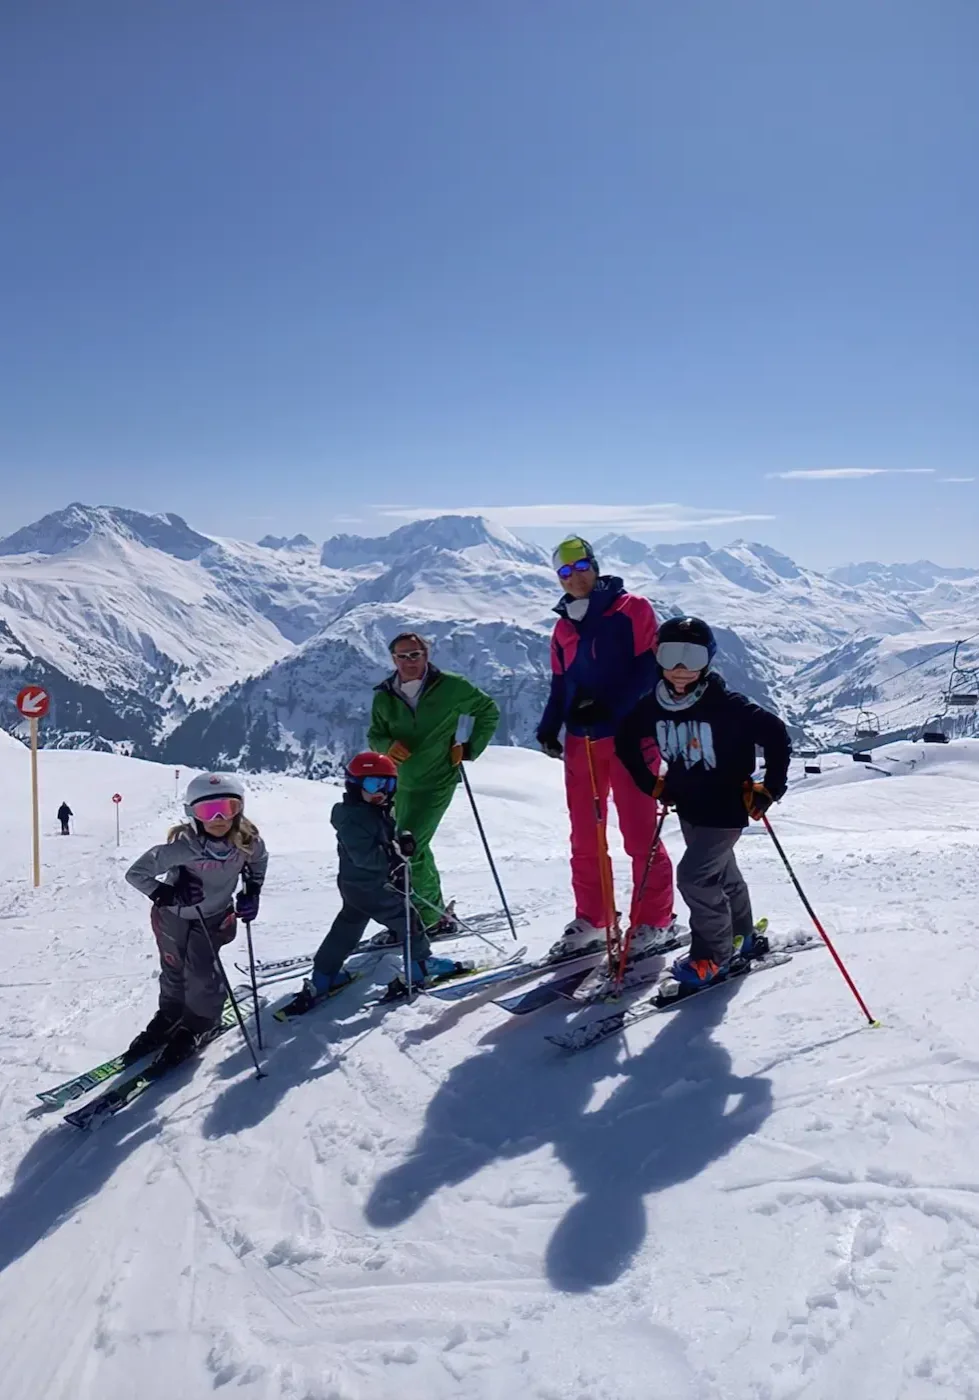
xmin=395 ymin=831 xmax=417 ymax=858
xmin=536 ymin=729 xmax=564 ymax=760
xmin=150 ymin=883 xmax=180 ymax=908
xmin=235 ymin=881 xmax=262 ymax=922
xmin=389 ymin=860 xmax=410 ymax=893
xmin=568 ymin=695 xmax=610 ymax=726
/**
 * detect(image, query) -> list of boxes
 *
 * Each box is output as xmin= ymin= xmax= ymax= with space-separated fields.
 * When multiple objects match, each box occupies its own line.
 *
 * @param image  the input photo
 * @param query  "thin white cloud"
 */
xmin=938 ymin=476 xmax=974 ymax=484
xmin=767 ymin=468 xmax=935 ymax=480
xmin=373 ymin=503 xmax=776 ymax=532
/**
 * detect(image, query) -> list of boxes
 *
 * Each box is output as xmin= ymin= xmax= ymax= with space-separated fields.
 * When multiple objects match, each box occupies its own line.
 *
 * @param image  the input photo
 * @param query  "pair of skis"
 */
xmin=35 ymin=986 xmax=265 ymax=1129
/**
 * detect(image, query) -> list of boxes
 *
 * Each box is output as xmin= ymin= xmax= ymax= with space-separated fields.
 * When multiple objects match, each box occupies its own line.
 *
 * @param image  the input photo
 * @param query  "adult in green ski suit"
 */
xmin=367 ymin=632 xmax=500 ymax=927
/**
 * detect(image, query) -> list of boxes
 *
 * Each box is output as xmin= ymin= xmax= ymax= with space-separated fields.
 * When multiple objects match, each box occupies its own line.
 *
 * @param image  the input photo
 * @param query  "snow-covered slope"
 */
xmin=4 ymin=739 xmax=979 ymax=1398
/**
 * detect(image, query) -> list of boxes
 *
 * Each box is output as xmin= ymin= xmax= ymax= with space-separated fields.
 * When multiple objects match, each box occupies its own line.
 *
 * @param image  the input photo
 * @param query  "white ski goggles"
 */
xmin=657 ymin=641 xmax=711 ymax=671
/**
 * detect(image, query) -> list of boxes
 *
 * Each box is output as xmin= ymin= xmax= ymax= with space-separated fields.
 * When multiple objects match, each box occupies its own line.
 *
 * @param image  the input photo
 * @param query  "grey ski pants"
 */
xmin=151 ymin=904 xmax=236 ymax=1030
xmin=313 ymin=884 xmax=431 ymax=981
xmin=677 ymin=821 xmax=754 ymax=965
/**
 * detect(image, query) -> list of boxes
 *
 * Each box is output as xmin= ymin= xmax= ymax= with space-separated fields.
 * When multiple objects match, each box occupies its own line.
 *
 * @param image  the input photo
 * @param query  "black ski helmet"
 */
xmin=657 ymin=616 xmax=717 ymax=665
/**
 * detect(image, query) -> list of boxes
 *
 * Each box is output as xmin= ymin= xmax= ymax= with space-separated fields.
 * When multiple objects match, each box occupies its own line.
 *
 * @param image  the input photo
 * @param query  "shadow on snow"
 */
xmin=366 ymin=978 xmax=773 ymax=1293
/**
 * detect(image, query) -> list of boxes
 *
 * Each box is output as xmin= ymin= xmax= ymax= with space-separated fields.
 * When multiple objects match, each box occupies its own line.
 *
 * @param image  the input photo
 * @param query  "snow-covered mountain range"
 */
xmin=1 ymin=502 xmax=977 ymax=771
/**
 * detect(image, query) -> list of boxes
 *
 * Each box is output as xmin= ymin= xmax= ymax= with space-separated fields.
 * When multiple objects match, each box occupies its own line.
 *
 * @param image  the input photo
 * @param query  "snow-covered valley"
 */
xmin=3 ymin=733 xmax=979 ymax=1399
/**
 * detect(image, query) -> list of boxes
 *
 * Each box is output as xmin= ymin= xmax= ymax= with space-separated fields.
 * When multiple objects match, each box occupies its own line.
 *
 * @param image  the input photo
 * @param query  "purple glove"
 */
xmin=235 ymin=883 xmax=262 ymax=922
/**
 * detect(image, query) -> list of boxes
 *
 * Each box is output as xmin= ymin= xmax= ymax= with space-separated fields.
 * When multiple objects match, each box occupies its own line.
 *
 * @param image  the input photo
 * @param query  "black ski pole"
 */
xmin=195 ymin=907 xmax=266 ymax=1079
xmin=244 ymin=919 xmax=263 ymax=1050
xmin=458 ymin=762 xmax=518 ymax=941
xmin=401 ymin=861 xmax=414 ymax=1001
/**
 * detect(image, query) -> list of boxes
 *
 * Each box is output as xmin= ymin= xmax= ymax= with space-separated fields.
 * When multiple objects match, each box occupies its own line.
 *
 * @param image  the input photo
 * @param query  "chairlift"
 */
xmin=920 ymin=713 xmax=950 ymax=745
xmin=804 ymin=761 xmax=822 ymax=776
xmin=853 ymin=708 xmax=881 ymax=743
xmin=946 ymin=642 xmax=979 ymax=708
xmin=852 ymin=752 xmax=873 ymax=764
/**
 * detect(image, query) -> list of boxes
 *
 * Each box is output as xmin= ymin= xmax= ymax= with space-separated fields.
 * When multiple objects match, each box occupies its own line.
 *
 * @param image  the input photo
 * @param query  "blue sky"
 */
xmin=1 ymin=0 xmax=975 ymax=567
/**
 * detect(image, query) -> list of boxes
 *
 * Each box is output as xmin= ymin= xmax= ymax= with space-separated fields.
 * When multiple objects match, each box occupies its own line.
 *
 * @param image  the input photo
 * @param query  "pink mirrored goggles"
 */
xmin=191 ymin=796 xmax=242 ymax=823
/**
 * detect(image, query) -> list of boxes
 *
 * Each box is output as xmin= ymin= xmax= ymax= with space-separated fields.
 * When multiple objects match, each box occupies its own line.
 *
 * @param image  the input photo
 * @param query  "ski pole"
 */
xmin=457 ymin=762 xmax=518 ymax=941
xmin=584 ymin=734 xmax=621 ymax=975
xmin=244 ymin=920 xmax=263 ymax=1050
xmin=195 ymin=907 xmax=266 ymax=1078
xmin=761 ymin=816 xmax=879 ymax=1026
xmin=403 ymin=856 xmax=414 ymax=1002
xmin=615 ymin=803 xmax=670 ymax=985
xmin=405 ymin=887 xmax=508 ymax=956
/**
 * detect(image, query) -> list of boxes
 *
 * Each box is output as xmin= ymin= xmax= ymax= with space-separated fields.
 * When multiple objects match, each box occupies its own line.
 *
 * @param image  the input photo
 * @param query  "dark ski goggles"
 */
xmin=361 ymin=775 xmax=397 ymax=795
xmin=556 ymin=558 xmax=594 ymax=580
xmin=657 ymin=641 xmax=711 ymax=672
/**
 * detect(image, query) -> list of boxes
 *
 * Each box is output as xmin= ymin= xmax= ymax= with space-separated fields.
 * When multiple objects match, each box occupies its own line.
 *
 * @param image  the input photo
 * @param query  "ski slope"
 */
xmin=2 ymin=732 xmax=979 ymax=1399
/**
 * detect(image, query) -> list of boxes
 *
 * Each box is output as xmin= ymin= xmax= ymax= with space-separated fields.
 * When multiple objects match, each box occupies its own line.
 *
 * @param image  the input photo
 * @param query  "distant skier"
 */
xmin=281 ymin=753 xmax=462 ymax=1015
xmin=367 ymin=633 xmax=499 ymax=931
xmin=615 ymin=616 xmax=791 ymax=989
xmin=536 ymin=535 xmax=674 ymax=955
xmin=123 ymin=773 xmax=267 ymax=1067
xmin=57 ymin=802 xmax=72 ymax=835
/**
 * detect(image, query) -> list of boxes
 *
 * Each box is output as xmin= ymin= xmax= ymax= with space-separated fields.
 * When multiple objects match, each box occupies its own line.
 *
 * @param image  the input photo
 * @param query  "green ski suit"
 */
xmin=367 ymin=665 xmax=500 ymax=926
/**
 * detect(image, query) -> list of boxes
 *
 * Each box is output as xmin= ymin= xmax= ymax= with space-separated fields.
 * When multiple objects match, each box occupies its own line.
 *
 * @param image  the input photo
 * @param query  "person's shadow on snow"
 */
xmin=366 ymin=980 xmax=772 ymax=1293
xmin=0 ymin=1083 xmax=176 ymax=1279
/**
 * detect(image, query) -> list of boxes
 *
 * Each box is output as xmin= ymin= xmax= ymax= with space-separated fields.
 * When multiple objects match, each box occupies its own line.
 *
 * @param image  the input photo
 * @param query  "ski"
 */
xmin=273 ymin=971 xmax=364 ymax=1021
xmin=370 ymin=946 xmax=529 ymax=1006
xmin=36 ymin=984 xmax=257 ymax=1109
xmin=63 ymin=993 xmax=267 ymax=1129
xmin=493 ymin=929 xmax=691 ymax=1016
xmin=243 ymin=953 xmax=313 ymax=979
xmin=546 ymin=951 xmax=795 ymax=1053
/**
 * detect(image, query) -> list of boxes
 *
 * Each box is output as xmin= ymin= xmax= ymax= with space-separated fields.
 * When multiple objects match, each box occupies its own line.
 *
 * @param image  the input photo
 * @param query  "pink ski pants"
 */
xmin=563 ymin=733 xmax=674 ymax=931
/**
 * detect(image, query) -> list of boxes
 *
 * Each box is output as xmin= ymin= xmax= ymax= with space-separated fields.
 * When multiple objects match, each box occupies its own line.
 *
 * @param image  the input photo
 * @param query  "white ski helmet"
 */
xmin=184 ymin=772 xmax=246 ymax=822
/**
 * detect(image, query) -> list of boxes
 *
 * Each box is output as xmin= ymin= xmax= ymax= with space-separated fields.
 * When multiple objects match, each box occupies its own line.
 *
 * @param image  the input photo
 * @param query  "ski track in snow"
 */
xmin=3 ymin=734 xmax=979 ymax=1397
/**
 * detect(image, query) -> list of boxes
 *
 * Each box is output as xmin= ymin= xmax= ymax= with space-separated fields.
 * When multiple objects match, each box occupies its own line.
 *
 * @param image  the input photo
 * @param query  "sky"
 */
xmin=1 ymin=0 xmax=976 ymax=569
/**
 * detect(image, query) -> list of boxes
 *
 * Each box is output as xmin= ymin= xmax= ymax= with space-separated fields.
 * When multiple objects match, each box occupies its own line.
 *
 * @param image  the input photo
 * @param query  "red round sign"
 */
xmin=15 ymin=685 xmax=50 ymax=719
xmin=112 ymin=793 xmax=122 ymax=805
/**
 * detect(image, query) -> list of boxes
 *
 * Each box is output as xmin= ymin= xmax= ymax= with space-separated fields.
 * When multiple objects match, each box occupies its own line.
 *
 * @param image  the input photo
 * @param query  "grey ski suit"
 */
xmin=126 ymin=829 xmax=269 ymax=1029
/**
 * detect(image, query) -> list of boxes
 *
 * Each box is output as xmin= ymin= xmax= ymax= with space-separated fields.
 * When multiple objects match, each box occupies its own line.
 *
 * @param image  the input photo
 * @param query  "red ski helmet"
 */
xmin=347 ymin=752 xmax=398 ymax=781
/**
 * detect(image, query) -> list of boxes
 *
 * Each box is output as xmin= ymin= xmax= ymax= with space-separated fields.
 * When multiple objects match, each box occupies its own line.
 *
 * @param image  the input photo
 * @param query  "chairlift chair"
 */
xmin=920 ymin=714 xmax=950 ymax=745
xmin=853 ymin=708 xmax=881 ymax=743
xmin=852 ymin=752 xmax=873 ymax=764
xmin=804 ymin=761 xmax=822 ymax=775
xmin=946 ymin=641 xmax=979 ymax=709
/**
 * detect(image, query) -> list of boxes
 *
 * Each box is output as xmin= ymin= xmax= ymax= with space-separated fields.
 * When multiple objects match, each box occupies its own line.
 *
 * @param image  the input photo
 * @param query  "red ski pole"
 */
xmin=584 ymin=736 xmax=621 ymax=975
xmin=761 ymin=814 xmax=879 ymax=1026
xmin=615 ymin=803 xmax=670 ymax=985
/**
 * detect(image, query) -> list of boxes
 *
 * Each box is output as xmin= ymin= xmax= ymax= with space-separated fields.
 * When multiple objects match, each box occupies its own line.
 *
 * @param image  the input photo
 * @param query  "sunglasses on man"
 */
xmin=393 ymin=649 xmax=426 ymax=662
xmin=556 ymin=558 xmax=594 ymax=581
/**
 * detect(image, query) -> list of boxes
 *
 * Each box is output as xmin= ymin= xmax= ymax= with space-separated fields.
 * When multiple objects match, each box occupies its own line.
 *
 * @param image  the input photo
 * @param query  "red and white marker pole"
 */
xmin=174 ymin=767 xmax=181 ymax=802
xmin=112 ymin=793 xmax=122 ymax=847
xmin=15 ymin=686 xmax=51 ymax=889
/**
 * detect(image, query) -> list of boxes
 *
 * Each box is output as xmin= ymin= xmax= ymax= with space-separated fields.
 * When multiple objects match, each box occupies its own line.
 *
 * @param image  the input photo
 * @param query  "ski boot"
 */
xmin=280 ymin=969 xmax=354 ymax=1018
xmin=733 ymin=918 xmax=769 ymax=963
xmin=153 ymin=1019 xmax=214 ymax=1070
xmin=123 ymin=1006 xmax=182 ymax=1066
xmin=381 ymin=955 xmax=471 ymax=1002
xmin=669 ymin=954 xmax=731 ymax=991
xmin=547 ymin=918 xmax=607 ymax=961
xmin=626 ymin=918 xmax=680 ymax=958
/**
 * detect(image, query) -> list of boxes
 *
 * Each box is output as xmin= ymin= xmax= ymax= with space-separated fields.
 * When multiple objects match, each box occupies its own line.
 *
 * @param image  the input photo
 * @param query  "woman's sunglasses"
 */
xmin=191 ymin=797 xmax=242 ymax=822
xmin=556 ymin=558 xmax=593 ymax=580
xmin=361 ymin=775 xmax=397 ymax=795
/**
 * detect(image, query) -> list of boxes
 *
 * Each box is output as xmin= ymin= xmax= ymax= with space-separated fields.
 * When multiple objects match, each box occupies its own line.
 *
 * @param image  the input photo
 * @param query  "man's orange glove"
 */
xmin=652 ymin=775 xmax=674 ymax=807
xmin=744 ymin=781 xmax=774 ymax=821
xmin=387 ymin=740 xmax=411 ymax=764
xmin=450 ymin=742 xmax=466 ymax=766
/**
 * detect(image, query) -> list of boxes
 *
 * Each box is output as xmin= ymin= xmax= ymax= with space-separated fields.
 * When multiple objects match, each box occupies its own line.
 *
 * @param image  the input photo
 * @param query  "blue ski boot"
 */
xmin=670 ymin=954 xmax=731 ymax=989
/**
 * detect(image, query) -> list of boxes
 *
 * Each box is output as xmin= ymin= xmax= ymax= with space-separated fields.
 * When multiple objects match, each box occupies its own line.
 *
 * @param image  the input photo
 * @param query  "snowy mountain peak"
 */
xmin=0 ymin=503 xmax=212 ymax=562
xmin=321 ymin=515 xmax=546 ymax=569
xmin=256 ymin=533 xmax=317 ymax=552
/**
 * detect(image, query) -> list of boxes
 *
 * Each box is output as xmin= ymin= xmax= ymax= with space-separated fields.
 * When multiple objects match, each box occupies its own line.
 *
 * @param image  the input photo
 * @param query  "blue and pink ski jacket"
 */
xmin=537 ymin=576 xmax=660 ymax=741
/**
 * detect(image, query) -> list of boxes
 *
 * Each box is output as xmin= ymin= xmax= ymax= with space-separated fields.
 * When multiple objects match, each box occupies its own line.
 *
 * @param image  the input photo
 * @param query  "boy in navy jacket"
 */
xmin=616 ymin=616 xmax=791 ymax=988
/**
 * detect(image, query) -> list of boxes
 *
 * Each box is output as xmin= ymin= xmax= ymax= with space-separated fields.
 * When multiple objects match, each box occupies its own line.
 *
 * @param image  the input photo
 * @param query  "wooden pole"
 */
xmin=30 ymin=717 xmax=40 ymax=888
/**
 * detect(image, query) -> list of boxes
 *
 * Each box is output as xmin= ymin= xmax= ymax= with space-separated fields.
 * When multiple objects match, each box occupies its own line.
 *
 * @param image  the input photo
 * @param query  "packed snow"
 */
xmin=2 ymin=734 xmax=979 ymax=1398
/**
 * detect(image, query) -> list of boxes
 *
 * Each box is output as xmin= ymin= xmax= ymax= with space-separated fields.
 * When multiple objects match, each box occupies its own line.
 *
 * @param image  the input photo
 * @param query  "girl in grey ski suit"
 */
xmin=126 ymin=819 xmax=268 ymax=1032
